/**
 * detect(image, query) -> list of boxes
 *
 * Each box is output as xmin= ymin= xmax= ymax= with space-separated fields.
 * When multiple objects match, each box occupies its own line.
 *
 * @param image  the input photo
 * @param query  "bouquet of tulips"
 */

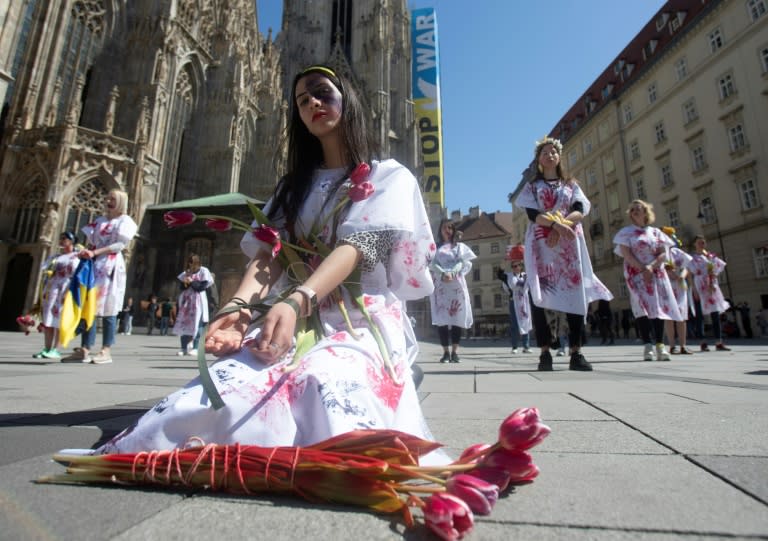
xmin=39 ymin=407 xmax=550 ymax=540
xmin=16 ymin=313 xmax=42 ymax=335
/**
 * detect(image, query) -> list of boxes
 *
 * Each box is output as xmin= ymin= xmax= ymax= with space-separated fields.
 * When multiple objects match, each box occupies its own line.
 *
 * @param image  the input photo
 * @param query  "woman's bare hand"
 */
xmin=250 ymin=301 xmax=297 ymax=365
xmin=205 ymin=308 xmax=251 ymax=357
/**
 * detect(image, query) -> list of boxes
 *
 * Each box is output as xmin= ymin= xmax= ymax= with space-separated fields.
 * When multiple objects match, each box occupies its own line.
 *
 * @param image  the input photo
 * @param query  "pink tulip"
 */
xmin=498 ymin=407 xmax=551 ymax=451
xmin=204 ymin=218 xmax=233 ymax=232
xmin=348 ymin=181 xmax=375 ymax=202
xmin=423 ymin=493 xmax=474 ymax=541
xmin=457 ymin=443 xmax=492 ymax=464
xmin=481 ymin=448 xmax=540 ymax=484
xmin=445 ymin=474 xmax=498 ymax=515
xmin=253 ymin=224 xmax=282 ymax=258
xmin=163 ymin=210 xmax=196 ymax=228
xmin=463 ymin=466 xmax=513 ymax=492
xmin=349 ymin=162 xmax=371 ymax=185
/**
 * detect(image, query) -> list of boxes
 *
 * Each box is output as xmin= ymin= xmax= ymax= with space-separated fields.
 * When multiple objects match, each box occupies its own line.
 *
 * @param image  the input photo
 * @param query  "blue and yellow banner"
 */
xmin=59 ymin=259 xmax=97 ymax=347
xmin=411 ymin=7 xmax=445 ymax=207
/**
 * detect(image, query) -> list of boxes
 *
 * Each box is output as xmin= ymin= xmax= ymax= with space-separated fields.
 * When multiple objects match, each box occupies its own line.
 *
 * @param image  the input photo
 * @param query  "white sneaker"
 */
xmin=177 ymin=350 xmax=186 ymax=356
xmin=656 ymin=344 xmax=671 ymax=361
xmin=511 ymin=348 xmax=518 ymax=354
xmin=522 ymin=347 xmax=532 ymax=353
xmin=556 ymin=348 xmax=565 ymax=357
xmin=643 ymin=343 xmax=655 ymax=361
xmin=187 ymin=349 xmax=198 ymax=357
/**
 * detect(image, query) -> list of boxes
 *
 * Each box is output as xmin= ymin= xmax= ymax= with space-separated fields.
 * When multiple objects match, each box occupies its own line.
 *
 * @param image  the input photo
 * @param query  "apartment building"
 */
xmin=511 ymin=0 xmax=768 ymax=314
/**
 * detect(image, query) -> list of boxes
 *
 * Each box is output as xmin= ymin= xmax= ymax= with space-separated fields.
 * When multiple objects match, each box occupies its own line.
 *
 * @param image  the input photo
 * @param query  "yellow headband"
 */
xmin=301 ymin=65 xmax=337 ymax=79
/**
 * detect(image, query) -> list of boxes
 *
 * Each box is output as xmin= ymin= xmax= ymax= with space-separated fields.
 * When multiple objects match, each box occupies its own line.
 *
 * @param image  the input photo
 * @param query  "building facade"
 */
xmin=448 ymin=207 xmax=514 ymax=339
xmin=511 ymin=0 xmax=768 ymax=317
xmin=0 ymin=0 xmax=421 ymax=330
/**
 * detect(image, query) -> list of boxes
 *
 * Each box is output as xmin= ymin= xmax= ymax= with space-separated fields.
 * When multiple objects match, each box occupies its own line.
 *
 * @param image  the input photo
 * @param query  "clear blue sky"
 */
xmin=256 ymin=1 xmax=666 ymax=214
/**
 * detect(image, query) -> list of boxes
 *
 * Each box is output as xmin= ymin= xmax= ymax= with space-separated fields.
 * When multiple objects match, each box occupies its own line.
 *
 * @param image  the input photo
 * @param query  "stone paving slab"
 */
xmin=511 ymin=453 xmax=768 ymax=536
xmin=0 ymin=333 xmax=766 ymax=540
xmin=0 ymin=456 xmax=185 ymax=541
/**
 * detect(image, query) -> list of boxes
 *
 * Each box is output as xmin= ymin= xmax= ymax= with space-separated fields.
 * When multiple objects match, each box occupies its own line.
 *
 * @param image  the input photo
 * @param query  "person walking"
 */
xmin=498 ymin=258 xmax=532 ymax=354
xmin=159 ymin=298 xmax=173 ymax=336
xmin=77 ymin=64 xmax=447 ymax=465
xmin=737 ymin=302 xmax=753 ymax=339
xmin=60 ymin=189 xmax=138 ymax=364
xmin=146 ymin=294 xmax=159 ymax=335
xmin=596 ymin=299 xmax=615 ymax=345
xmin=32 ymin=231 xmax=80 ymax=359
xmin=514 ymin=136 xmax=613 ymax=372
xmin=688 ymin=235 xmax=731 ymax=351
xmin=173 ymin=254 xmax=213 ymax=356
xmin=429 ymin=219 xmax=476 ymax=363
xmin=120 ymin=297 xmax=134 ymax=335
xmin=613 ymin=200 xmax=680 ymax=362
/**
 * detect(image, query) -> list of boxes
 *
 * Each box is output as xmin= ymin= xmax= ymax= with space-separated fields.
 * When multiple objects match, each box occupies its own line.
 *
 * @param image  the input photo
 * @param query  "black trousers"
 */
xmin=531 ymin=305 xmax=584 ymax=350
xmin=636 ymin=316 xmax=664 ymax=343
xmin=437 ymin=325 xmax=463 ymax=347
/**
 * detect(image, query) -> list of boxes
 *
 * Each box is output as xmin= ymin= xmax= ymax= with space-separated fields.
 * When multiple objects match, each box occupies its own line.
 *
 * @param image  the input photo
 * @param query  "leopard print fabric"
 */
xmin=340 ymin=230 xmax=396 ymax=271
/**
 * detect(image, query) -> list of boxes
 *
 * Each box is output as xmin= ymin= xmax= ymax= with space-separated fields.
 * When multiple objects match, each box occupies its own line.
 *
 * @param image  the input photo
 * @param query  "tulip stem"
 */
xmin=391 ymin=483 xmax=446 ymax=494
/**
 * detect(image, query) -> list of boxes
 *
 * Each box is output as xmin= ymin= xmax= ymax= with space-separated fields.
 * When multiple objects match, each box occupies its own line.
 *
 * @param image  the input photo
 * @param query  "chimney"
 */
xmin=469 ymin=206 xmax=480 ymax=218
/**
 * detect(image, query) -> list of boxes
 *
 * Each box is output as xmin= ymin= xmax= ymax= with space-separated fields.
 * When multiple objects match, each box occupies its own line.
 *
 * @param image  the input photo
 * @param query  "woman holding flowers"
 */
xmin=429 ymin=219 xmax=476 ymax=363
xmin=91 ymin=65 xmax=445 ymax=463
xmin=688 ymin=235 xmax=731 ymax=352
xmin=32 ymin=231 xmax=80 ymax=359
xmin=661 ymin=227 xmax=694 ymax=354
xmin=613 ymin=201 xmax=680 ymax=362
xmin=515 ymin=137 xmax=612 ymax=372
xmin=61 ymin=189 xmax=137 ymax=364
xmin=173 ymin=254 xmax=212 ymax=356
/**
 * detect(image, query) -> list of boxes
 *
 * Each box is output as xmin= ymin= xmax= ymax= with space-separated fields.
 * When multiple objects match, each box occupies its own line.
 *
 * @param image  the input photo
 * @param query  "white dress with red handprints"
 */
xmin=613 ymin=225 xmax=682 ymax=321
xmin=429 ymin=242 xmax=476 ymax=328
xmin=82 ymin=215 xmax=138 ymax=317
xmin=668 ymin=247 xmax=693 ymax=321
xmin=687 ymin=251 xmax=730 ymax=315
xmin=39 ymin=251 xmax=81 ymax=327
xmin=172 ymin=266 xmax=213 ymax=336
xmin=501 ymin=271 xmax=532 ymax=334
xmin=514 ymin=179 xmax=612 ymax=315
xmin=89 ymin=159 xmax=449 ymax=464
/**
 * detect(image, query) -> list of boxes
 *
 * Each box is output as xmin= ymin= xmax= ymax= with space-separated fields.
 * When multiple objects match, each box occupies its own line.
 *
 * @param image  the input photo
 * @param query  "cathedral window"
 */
xmin=12 ymin=178 xmax=46 ymax=244
xmin=55 ymin=1 xmax=107 ymax=123
xmin=65 ymin=178 xmax=108 ymax=235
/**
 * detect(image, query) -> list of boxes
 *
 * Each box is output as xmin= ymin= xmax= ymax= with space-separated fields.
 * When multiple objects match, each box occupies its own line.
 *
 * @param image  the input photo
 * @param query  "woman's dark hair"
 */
xmin=268 ymin=65 xmax=377 ymax=229
xmin=60 ymin=231 xmax=77 ymax=243
xmin=437 ymin=218 xmax=462 ymax=246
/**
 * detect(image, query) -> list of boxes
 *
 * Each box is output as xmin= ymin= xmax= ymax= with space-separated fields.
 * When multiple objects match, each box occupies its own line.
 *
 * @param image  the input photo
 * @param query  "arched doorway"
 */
xmin=0 ymin=253 xmax=33 ymax=331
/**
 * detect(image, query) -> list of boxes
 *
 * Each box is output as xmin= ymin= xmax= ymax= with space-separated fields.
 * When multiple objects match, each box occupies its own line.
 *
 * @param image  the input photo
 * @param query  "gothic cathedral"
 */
xmin=0 ymin=1 xmax=418 ymax=329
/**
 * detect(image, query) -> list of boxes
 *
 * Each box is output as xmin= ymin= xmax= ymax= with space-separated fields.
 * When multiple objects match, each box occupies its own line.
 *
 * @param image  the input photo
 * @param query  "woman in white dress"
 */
xmin=515 ymin=136 xmax=613 ymax=372
xmin=33 ymin=231 xmax=80 ymax=359
xmin=688 ymin=235 xmax=731 ymax=352
xmin=498 ymin=259 xmax=532 ymax=354
xmin=61 ymin=189 xmax=138 ymax=364
xmin=660 ymin=227 xmax=694 ymax=355
xmin=84 ymin=65 xmax=447 ymax=465
xmin=173 ymin=254 xmax=213 ymax=356
xmin=613 ymin=201 xmax=680 ymax=361
xmin=429 ymin=219 xmax=476 ymax=363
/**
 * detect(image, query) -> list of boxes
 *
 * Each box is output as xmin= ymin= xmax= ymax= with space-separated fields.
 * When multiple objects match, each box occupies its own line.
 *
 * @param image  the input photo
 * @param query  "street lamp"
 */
xmin=696 ymin=199 xmax=733 ymax=300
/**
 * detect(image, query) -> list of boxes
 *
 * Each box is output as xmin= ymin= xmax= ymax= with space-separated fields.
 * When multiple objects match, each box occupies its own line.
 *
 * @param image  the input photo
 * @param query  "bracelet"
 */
xmin=281 ymin=297 xmax=301 ymax=317
xmin=294 ymin=285 xmax=318 ymax=318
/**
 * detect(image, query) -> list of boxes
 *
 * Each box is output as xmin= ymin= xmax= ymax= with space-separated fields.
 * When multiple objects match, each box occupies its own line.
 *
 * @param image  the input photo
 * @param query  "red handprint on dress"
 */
xmin=447 ymin=299 xmax=461 ymax=317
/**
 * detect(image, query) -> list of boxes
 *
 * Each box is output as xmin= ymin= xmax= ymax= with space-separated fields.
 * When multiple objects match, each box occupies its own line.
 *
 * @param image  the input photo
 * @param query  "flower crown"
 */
xmin=534 ymin=136 xmax=563 ymax=155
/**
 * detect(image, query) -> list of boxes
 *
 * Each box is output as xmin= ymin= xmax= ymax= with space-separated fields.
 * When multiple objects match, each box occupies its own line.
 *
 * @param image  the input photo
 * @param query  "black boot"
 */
xmin=439 ymin=352 xmax=450 ymax=363
xmin=569 ymin=351 xmax=593 ymax=371
xmin=537 ymin=350 xmax=553 ymax=371
xmin=450 ymin=352 xmax=460 ymax=363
